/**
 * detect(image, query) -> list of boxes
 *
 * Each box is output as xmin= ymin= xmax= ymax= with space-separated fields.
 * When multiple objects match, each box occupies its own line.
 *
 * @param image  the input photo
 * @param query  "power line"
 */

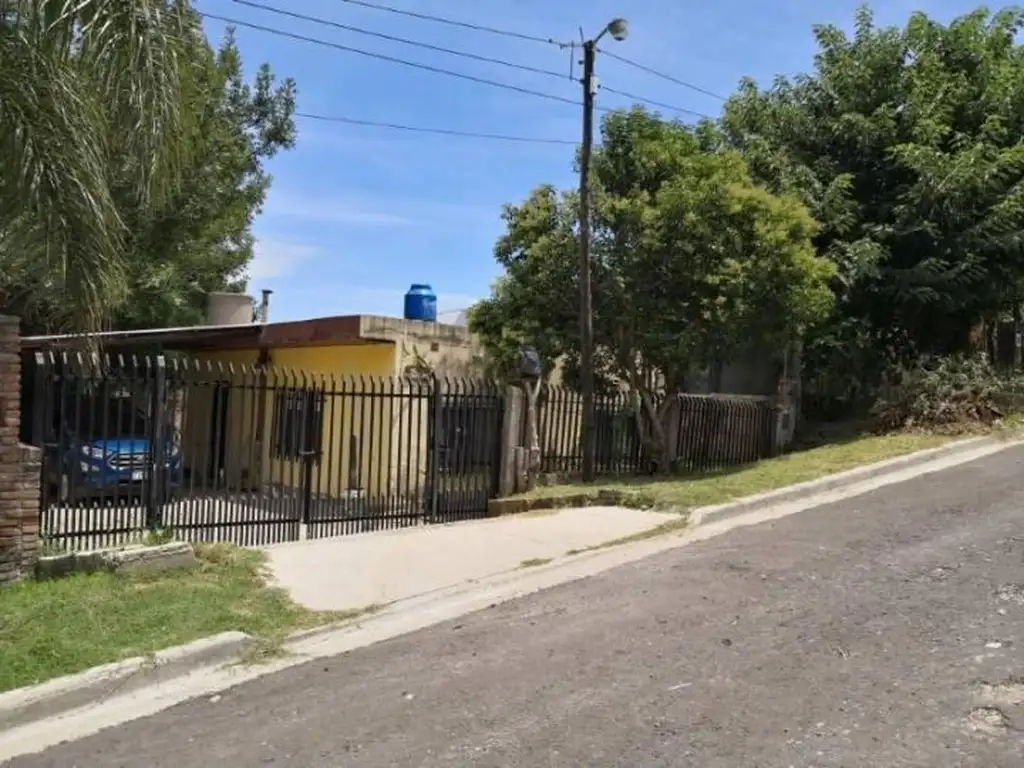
xmin=599 ymin=86 xmax=712 ymax=119
xmin=200 ymin=12 xmax=582 ymax=109
xmin=203 ymin=12 xmax=710 ymax=120
xmin=598 ymin=48 xmax=728 ymax=101
xmin=329 ymin=0 xmax=569 ymax=47
xmin=232 ymin=0 xmax=571 ymax=82
xmin=240 ymin=0 xmax=726 ymax=108
xmin=296 ymin=112 xmax=576 ymax=145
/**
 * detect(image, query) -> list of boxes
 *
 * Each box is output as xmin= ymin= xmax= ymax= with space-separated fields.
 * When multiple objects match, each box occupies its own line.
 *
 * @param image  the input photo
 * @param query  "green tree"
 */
xmin=0 ymin=5 xmax=296 ymax=334
xmin=114 ymin=28 xmax=296 ymax=330
xmin=470 ymin=108 xmax=834 ymax=463
xmin=0 ymin=0 xmax=201 ymax=332
xmin=721 ymin=5 xmax=1024 ymax=380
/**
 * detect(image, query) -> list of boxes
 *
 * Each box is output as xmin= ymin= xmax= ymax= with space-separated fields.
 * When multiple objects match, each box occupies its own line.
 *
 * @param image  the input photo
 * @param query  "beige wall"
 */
xmin=358 ymin=315 xmax=484 ymax=379
xmin=358 ymin=316 xmax=492 ymax=495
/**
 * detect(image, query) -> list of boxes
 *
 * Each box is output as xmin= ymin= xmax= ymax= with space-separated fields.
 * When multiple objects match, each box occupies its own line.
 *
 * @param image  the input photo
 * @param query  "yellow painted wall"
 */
xmin=266 ymin=344 xmax=396 ymax=497
xmin=177 ymin=349 xmax=261 ymax=488
xmin=180 ymin=322 xmax=509 ymax=503
xmin=179 ymin=342 xmax=440 ymax=501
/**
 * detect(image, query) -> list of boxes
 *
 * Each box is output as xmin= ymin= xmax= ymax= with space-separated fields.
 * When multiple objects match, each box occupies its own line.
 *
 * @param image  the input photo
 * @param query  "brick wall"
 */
xmin=0 ymin=315 xmax=40 ymax=585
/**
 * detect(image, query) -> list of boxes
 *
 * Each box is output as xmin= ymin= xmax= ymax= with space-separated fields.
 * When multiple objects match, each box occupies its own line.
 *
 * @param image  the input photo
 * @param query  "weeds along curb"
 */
xmin=0 ymin=631 xmax=253 ymax=731
xmin=489 ymin=435 xmax=1003 ymax=521
xmin=689 ymin=436 xmax=999 ymax=526
xmin=487 ymin=487 xmax=657 ymax=517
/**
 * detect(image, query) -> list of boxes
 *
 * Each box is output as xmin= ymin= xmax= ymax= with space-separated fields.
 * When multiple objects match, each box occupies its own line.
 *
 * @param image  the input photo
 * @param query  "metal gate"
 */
xmin=303 ymin=376 xmax=504 ymax=536
xmin=26 ymin=353 xmax=506 ymax=550
xmin=426 ymin=381 xmax=504 ymax=524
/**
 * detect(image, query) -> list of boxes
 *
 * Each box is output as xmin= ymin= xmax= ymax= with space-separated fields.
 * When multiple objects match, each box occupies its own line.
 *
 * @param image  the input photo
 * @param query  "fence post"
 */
xmin=31 ymin=353 xmax=46 ymax=449
xmin=498 ymin=386 xmax=524 ymax=497
xmin=32 ymin=353 xmax=51 ymax=520
xmin=146 ymin=355 xmax=167 ymax=530
xmin=427 ymin=374 xmax=442 ymax=521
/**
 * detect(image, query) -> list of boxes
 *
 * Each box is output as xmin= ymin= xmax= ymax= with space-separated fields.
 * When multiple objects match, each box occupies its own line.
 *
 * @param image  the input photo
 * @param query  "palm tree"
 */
xmin=0 ymin=0 xmax=200 ymax=332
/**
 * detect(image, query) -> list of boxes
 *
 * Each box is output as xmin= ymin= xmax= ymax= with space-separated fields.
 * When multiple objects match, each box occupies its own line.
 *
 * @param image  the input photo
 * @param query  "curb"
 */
xmin=689 ymin=436 xmax=998 ymax=527
xmin=0 ymin=631 xmax=253 ymax=731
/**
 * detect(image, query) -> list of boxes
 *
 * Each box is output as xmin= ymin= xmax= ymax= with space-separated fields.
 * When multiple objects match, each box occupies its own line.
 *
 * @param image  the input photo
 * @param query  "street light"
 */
xmin=578 ymin=18 xmax=628 ymax=483
xmin=599 ymin=18 xmax=629 ymax=42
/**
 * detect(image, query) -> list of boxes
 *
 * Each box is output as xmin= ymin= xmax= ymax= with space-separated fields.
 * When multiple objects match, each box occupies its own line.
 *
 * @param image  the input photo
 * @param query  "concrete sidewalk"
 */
xmin=263 ymin=506 xmax=671 ymax=612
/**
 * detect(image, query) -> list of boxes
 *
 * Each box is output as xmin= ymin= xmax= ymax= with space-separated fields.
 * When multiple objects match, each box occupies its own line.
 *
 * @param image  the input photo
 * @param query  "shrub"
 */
xmin=870 ymin=355 xmax=1019 ymax=432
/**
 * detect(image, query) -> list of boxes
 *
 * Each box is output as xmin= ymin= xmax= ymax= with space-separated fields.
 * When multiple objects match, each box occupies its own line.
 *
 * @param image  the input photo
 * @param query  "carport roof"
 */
xmin=20 ymin=315 xmax=383 ymax=352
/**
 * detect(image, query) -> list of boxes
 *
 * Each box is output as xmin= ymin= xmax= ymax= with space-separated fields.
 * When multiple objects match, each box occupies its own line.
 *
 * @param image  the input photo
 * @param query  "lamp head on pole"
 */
xmin=591 ymin=17 xmax=628 ymax=44
xmin=606 ymin=18 xmax=628 ymax=41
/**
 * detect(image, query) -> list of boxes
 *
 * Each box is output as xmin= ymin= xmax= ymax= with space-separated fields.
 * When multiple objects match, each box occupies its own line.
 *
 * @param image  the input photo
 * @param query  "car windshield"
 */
xmin=69 ymin=395 xmax=149 ymax=440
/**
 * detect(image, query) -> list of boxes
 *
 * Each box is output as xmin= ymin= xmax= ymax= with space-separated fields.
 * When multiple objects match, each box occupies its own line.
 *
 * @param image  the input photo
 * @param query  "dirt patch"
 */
xmin=979 ymin=679 xmax=1024 ymax=707
xmin=996 ymin=584 xmax=1024 ymax=605
xmin=965 ymin=706 xmax=1011 ymax=735
xmin=928 ymin=564 xmax=960 ymax=582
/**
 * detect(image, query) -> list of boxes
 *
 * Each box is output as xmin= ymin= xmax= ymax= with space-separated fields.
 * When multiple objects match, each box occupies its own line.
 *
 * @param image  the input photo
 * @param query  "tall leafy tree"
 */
xmin=722 ymin=5 xmax=1024 ymax=380
xmin=470 ymin=108 xmax=834 ymax=462
xmin=115 ymin=28 xmax=296 ymax=330
xmin=0 ymin=5 xmax=296 ymax=334
xmin=0 ymin=0 xmax=201 ymax=332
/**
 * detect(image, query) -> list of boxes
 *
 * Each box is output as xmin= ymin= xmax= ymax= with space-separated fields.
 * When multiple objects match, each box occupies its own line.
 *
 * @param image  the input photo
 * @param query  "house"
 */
xmin=21 ymin=306 xmax=501 ymax=523
xmin=20 ymin=291 xmax=794 ymax=530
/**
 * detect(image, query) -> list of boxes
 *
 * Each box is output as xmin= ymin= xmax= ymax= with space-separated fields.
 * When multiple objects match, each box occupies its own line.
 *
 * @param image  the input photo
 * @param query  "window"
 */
xmin=271 ymin=388 xmax=324 ymax=460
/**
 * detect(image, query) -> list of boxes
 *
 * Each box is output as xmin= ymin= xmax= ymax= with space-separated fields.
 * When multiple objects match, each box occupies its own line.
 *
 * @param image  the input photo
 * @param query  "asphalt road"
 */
xmin=12 ymin=446 xmax=1024 ymax=767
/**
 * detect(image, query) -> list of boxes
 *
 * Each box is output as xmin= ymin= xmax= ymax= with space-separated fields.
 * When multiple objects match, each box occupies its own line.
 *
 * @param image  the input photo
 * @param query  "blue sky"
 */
xmin=198 ymin=0 xmax=977 ymax=323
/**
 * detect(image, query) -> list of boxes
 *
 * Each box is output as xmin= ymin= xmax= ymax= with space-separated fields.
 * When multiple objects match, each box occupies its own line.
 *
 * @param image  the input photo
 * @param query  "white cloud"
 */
xmin=264 ymin=191 xmax=423 ymax=227
xmin=246 ymin=238 xmax=321 ymax=282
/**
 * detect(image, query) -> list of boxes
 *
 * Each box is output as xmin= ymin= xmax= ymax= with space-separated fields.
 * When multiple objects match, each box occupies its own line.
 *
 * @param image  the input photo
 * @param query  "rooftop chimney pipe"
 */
xmin=259 ymin=289 xmax=273 ymax=325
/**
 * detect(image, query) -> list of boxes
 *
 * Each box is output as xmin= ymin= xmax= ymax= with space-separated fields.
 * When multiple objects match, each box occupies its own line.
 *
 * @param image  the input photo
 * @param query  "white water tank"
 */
xmin=205 ymin=292 xmax=254 ymax=326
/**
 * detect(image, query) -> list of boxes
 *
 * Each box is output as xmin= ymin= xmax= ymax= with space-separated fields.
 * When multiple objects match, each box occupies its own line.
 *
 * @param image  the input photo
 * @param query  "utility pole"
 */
xmin=578 ymin=39 xmax=597 ymax=483
xmin=577 ymin=18 xmax=628 ymax=483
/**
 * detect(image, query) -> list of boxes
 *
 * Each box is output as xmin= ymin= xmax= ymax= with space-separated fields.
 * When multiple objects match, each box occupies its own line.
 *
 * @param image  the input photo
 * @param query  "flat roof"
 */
xmin=21 ymin=315 xmax=368 ymax=352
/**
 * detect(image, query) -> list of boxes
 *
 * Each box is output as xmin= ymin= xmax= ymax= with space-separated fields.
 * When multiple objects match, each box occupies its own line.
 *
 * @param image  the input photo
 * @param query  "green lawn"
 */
xmin=0 ymin=544 xmax=343 ymax=694
xmin=517 ymin=432 xmax=956 ymax=511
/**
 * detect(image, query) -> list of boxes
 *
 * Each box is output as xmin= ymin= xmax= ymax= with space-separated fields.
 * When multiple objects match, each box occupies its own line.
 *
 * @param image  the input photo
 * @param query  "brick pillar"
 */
xmin=0 ymin=315 xmax=40 ymax=585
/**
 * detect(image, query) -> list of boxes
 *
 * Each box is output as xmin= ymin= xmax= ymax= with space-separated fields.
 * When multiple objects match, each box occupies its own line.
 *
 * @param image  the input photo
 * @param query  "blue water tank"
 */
xmin=403 ymin=283 xmax=438 ymax=322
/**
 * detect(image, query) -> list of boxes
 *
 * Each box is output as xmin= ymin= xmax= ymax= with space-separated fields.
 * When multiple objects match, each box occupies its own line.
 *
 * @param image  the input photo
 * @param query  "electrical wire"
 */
xmin=203 ymin=11 xmax=711 ymax=120
xmin=328 ymin=0 xmax=569 ymax=47
xmin=598 ymin=48 xmax=728 ymax=101
xmin=296 ymin=112 xmax=577 ymax=145
xmin=232 ymin=0 xmax=571 ymax=82
xmin=200 ymin=12 xmax=583 ymax=109
xmin=325 ymin=0 xmax=727 ymax=106
xmin=599 ymin=86 xmax=712 ymax=119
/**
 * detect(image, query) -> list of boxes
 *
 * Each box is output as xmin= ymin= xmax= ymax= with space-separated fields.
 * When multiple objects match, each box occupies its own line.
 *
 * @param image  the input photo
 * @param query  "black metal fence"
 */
xmin=535 ymin=385 xmax=776 ymax=477
xmin=25 ymin=352 xmax=503 ymax=551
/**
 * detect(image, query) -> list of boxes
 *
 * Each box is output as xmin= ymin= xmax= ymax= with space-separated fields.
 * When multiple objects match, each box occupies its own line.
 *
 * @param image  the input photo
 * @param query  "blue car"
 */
xmin=46 ymin=392 xmax=182 ymax=505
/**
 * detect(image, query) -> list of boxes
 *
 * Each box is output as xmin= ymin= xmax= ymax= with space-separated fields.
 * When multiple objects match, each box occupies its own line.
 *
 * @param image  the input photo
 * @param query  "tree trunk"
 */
xmin=1013 ymin=292 xmax=1022 ymax=369
xmin=636 ymin=386 xmax=675 ymax=474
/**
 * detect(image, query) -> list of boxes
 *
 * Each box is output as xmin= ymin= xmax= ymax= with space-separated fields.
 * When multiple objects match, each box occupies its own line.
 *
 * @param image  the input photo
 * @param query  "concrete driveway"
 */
xmin=12 ymin=446 xmax=1024 ymax=766
xmin=263 ymin=506 xmax=674 ymax=611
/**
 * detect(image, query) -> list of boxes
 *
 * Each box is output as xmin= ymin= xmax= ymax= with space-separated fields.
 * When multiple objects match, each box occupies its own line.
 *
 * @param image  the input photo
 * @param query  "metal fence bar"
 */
xmin=30 ymin=350 xmax=777 ymax=552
